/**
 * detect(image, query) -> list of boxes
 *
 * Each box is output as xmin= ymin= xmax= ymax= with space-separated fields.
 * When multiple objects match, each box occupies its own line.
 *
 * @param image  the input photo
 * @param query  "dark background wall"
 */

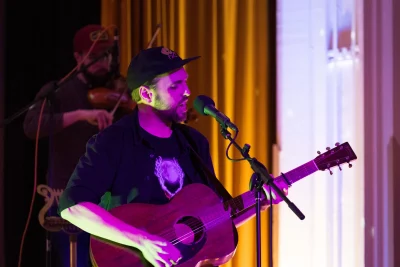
xmin=0 ymin=0 xmax=5 ymax=265
xmin=4 ymin=1 xmax=100 ymax=266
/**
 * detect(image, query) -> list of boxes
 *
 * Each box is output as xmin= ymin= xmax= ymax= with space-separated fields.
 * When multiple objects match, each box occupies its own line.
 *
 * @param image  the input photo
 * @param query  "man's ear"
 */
xmin=138 ymin=85 xmax=153 ymax=103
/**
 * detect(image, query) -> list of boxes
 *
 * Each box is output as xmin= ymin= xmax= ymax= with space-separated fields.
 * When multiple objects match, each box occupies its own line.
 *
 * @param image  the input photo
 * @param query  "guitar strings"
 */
xmin=166 ymin=192 xmax=270 ymax=244
xmin=155 ymin=192 xmax=251 ymax=242
xmin=164 ymin=160 xmax=319 ymax=244
xmin=168 ymin=210 xmax=230 ymax=245
xmin=170 ymin=212 xmax=231 ymax=245
xmin=153 ymin=192 xmax=258 ymax=245
xmin=165 ymin=157 xmax=344 ymax=243
xmin=170 ymin=190 xmax=263 ymax=244
xmin=154 ymin=176 xmax=288 ymax=242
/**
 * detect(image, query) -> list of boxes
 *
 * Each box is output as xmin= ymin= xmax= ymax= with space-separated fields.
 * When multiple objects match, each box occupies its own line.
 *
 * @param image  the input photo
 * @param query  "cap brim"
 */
xmin=158 ymin=55 xmax=201 ymax=75
xmin=127 ymin=55 xmax=201 ymax=90
xmin=179 ymin=56 xmax=201 ymax=66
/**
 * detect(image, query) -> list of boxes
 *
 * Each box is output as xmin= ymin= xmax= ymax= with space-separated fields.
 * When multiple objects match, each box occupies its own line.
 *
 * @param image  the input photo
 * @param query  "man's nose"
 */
xmin=183 ymin=86 xmax=190 ymax=97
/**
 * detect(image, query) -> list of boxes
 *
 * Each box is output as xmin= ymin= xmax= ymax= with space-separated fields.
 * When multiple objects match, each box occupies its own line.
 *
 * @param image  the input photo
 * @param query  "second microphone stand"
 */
xmin=219 ymin=126 xmax=305 ymax=267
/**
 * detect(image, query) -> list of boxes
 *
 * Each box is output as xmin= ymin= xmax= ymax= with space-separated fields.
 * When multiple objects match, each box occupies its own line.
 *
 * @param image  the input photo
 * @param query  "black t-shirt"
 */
xmin=139 ymin=127 xmax=192 ymax=201
xmin=58 ymin=108 xmax=219 ymax=213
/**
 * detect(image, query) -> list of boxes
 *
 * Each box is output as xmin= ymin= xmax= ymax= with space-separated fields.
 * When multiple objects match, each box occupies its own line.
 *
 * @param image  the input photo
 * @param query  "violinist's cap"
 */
xmin=73 ymin=24 xmax=113 ymax=55
xmin=126 ymin=46 xmax=200 ymax=91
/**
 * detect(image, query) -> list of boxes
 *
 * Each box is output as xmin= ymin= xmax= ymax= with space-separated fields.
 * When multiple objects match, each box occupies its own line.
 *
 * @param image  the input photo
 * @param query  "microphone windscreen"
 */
xmin=193 ymin=95 xmax=215 ymax=115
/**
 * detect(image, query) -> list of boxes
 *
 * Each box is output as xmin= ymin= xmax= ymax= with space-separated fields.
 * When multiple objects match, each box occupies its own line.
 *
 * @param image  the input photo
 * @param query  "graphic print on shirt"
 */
xmin=154 ymin=156 xmax=185 ymax=199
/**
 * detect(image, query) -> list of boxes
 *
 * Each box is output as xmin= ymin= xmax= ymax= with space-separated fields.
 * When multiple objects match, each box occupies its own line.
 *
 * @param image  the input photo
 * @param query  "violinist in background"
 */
xmin=23 ymin=24 xmax=128 ymax=267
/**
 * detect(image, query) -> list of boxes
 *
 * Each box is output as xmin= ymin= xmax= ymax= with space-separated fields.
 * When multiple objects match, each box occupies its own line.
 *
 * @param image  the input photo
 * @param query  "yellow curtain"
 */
xmin=101 ymin=0 xmax=276 ymax=266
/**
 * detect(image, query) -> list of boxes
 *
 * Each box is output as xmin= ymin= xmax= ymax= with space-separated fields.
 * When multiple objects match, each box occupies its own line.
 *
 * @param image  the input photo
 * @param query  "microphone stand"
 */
xmin=219 ymin=126 xmax=305 ymax=267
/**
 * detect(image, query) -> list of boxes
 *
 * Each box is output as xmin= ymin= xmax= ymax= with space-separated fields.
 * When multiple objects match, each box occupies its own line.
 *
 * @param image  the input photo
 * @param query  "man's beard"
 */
xmin=154 ymin=96 xmax=187 ymax=124
xmin=82 ymin=68 xmax=113 ymax=88
xmin=156 ymin=105 xmax=187 ymax=124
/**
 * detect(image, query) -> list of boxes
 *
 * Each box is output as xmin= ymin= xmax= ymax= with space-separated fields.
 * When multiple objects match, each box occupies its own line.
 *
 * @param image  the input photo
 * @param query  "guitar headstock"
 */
xmin=314 ymin=142 xmax=357 ymax=174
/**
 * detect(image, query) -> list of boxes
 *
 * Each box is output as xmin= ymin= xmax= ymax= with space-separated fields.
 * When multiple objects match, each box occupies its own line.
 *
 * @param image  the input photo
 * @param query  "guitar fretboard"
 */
xmin=230 ymin=160 xmax=318 ymax=216
xmin=276 ymin=159 xmax=319 ymax=184
xmin=201 ymin=160 xmax=318 ymax=229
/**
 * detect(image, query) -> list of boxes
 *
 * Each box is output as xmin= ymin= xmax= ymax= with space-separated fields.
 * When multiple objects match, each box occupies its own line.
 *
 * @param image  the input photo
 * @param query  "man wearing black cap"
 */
xmin=58 ymin=46 xmax=282 ymax=267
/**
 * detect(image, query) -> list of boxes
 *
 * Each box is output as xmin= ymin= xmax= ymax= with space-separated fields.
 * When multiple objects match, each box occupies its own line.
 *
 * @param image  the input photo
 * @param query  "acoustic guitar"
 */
xmin=89 ymin=142 xmax=357 ymax=267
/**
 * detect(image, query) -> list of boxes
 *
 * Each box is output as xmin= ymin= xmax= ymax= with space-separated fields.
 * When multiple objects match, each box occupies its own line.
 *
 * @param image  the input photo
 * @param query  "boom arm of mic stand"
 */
xmin=220 ymin=127 xmax=305 ymax=220
xmin=249 ymin=158 xmax=305 ymax=220
xmin=0 ymin=50 xmax=110 ymax=128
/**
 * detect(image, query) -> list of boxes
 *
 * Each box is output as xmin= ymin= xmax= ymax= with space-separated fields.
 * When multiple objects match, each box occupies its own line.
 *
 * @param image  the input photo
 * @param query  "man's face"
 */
xmin=145 ymin=67 xmax=191 ymax=123
xmin=74 ymin=50 xmax=112 ymax=87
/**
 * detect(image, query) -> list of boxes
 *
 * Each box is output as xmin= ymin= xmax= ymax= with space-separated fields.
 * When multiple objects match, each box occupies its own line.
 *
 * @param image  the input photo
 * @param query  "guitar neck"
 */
xmin=227 ymin=159 xmax=318 ymax=218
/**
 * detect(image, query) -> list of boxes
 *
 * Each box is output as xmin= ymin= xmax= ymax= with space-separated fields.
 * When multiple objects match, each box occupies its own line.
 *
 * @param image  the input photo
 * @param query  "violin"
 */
xmin=87 ymin=87 xmax=135 ymax=113
xmin=87 ymin=76 xmax=135 ymax=115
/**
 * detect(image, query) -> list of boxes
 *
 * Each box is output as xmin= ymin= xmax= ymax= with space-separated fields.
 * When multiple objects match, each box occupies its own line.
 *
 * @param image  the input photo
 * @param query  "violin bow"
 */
xmin=110 ymin=23 xmax=162 ymax=116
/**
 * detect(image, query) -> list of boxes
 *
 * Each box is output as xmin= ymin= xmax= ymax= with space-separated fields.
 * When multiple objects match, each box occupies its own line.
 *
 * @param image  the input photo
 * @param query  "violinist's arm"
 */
xmin=23 ymin=82 xmax=70 ymax=139
xmin=23 ymin=106 xmax=83 ymax=140
xmin=62 ymin=110 xmax=86 ymax=128
xmin=23 ymin=82 xmax=114 ymax=139
xmin=24 ymin=106 xmax=112 ymax=139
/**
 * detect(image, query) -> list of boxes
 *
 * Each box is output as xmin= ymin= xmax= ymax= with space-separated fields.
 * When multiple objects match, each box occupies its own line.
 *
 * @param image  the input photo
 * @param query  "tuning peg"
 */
xmin=335 ymin=142 xmax=340 ymax=146
xmin=317 ymin=151 xmax=321 ymax=155
xmin=328 ymin=168 xmax=333 ymax=175
xmin=326 ymin=147 xmax=331 ymax=150
xmin=348 ymin=163 xmax=352 ymax=168
xmin=338 ymin=165 xmax=342 ymax=171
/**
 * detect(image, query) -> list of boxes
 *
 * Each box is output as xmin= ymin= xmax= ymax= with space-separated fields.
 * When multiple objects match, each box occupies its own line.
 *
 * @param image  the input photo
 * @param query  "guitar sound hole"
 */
xmin=174 ymin=216 xmax=204 ymax=245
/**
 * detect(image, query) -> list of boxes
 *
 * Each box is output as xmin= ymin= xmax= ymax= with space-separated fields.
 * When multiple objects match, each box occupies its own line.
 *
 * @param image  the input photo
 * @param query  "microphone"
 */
xmin=110 ymin=28 xmax=120 ymax=77
xmin=193 ymin=95 xmax=238 ymax=131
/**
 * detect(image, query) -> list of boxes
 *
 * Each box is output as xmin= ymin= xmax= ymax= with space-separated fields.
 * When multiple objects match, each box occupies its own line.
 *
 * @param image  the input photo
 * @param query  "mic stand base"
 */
xmin=45 ymin=230 xmax=52 ymax=267
xmin=250 ymin=173 xmax=264 ymax=267
xmin=69 ymin=234 xmax=77 ymax=267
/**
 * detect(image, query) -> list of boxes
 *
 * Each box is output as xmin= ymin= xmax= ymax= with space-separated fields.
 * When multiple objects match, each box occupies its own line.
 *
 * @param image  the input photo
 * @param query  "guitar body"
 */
xmin=90 ymin=183 xmax=239 ymax=267
xmin=89 ymin=142 xmax=358 ymax=266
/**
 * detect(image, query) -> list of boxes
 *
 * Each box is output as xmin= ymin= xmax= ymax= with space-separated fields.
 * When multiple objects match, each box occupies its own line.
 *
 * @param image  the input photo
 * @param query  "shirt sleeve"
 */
xmin=58 ymin=126 xmax=123 ymax=214
xmin=23 ymin=81 xmax=65 ymax=139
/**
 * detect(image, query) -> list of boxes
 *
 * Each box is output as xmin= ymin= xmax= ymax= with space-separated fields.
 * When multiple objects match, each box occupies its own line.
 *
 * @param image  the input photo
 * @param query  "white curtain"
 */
xmin=276 ymin=0 xmax=364 ymax=266
xmin=0 ymin=0 xmax=5 ymax=264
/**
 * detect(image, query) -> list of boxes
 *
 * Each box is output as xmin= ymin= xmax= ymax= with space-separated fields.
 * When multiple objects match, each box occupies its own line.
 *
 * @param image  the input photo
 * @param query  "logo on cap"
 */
xmin=89 ymin=30 xmax=109 ymax=42
xmin=161 ymin=47 xmax=178 ymax=59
